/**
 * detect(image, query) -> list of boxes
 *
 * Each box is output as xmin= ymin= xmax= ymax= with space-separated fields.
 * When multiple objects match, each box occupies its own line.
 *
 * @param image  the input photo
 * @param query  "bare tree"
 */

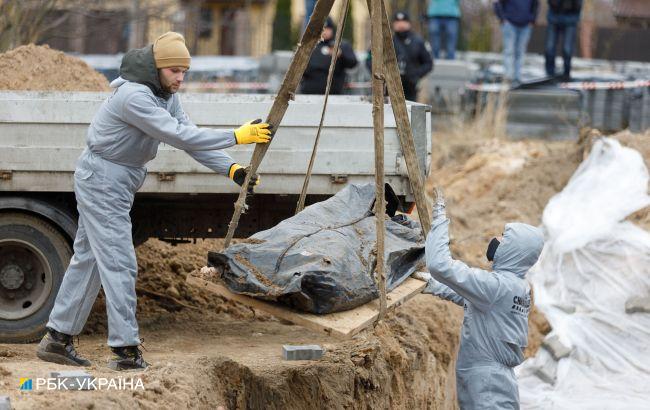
xmin=0 ymin=0 xmax=188 ymax=54
xmin=0 ymin=0 xmax=69 ymax=52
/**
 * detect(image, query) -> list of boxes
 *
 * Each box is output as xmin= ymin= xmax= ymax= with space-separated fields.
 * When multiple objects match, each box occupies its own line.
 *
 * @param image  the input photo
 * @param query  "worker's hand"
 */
xmin=412 ymin=271 xmax=432 ymax=283
xmin=229 ymin=163 xmax=260 ymax=191
xmin=234 ymin=119 xmax=273 ymax=144
xmin=432 ymin=187 xmax=446 ymax=219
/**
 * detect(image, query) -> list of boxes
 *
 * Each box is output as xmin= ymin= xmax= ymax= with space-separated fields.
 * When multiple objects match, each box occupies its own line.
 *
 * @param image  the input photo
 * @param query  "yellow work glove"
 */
xmin=234 ymin=119 xmax=273 ymax=144
xmin=228 ymin=163 xmax=260 ymax=190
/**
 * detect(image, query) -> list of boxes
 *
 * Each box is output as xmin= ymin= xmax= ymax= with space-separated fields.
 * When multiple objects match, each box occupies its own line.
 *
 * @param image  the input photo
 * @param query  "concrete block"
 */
xmin=49 ymin=370 xmax=94 ymax=390
xmin=625 ymin=296 xmax=650 ymax=314
xmin=0 ymin=396 xmax=10 ymax=410
xmin=533 ymin=348 xmax=558 ymax=384
xmin=542 ymin=334 xmax=572 ymax=360
xmin=282 ymin=345 xmax=324 ymax=361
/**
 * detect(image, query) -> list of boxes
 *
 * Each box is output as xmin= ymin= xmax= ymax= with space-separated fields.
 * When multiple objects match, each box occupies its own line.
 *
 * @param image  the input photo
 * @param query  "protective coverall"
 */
xmin=47 ymin=45 xmax=236 ymax=347
xmin=424 ymin=211 xmax=544 ymax=409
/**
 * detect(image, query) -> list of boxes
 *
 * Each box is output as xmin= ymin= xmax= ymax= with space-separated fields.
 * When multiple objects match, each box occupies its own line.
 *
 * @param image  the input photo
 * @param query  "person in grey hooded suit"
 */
xmin=417 ymin=189 xmax=544 ymax=409
xmin=36 ymin=32 xmax=272 ymax=371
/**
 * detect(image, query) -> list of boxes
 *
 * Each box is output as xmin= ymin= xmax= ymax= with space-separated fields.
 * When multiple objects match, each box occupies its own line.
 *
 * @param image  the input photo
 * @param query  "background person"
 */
xmin=494 ymin=0 xmax=539 ymax=84
xmin=366 ymin=11 xmax=433 ymax=102
xmin=427 ymin=0 xmax=462 ymax=60
xmin=300 ymin=17 xmax=358 ymax=95
xmin=545 ymin=0 xmax=583 ymax=80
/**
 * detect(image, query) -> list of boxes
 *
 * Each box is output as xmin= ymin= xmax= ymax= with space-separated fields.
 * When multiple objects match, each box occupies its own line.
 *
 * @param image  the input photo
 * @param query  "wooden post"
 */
xmin=223 ymin=0 xmax=336 ymax=248
xmin=295 ymin=0 xmax=351 ymax=214
xmin=370 ymin=0 xmax=387 ymax=320
xmin=375 ymin=0 xmax=432 ymax=234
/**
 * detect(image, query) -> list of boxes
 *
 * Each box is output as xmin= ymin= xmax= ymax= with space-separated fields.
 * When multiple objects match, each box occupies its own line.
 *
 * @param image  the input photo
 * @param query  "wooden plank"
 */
xmin=370 ymin=0 xmax=387 ymax=319
xmin=224 ymin=0 xmax=336 ymax=248
xmin=187 ymin=275 xmax=426 ymax=338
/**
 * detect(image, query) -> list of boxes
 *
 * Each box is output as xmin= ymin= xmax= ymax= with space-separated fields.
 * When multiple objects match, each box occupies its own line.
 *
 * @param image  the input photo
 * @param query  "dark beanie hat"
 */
xmin=392 ymin=11 xmax=410 ymax=22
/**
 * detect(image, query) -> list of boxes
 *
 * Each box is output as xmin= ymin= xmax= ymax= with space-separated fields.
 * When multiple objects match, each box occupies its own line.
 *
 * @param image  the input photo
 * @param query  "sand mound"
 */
xmin=83 ymin=238 xmax=264 ymax=335
xmin=0 ymin=44 xmax=109 ymax=91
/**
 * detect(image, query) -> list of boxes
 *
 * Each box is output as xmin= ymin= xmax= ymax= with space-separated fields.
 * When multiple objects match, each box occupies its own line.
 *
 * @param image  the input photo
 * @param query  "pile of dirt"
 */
xmin=429 ymin=138 xmax=582 ymax=269
xmin=0 ymin=44 xmax=109 ymax=91
xmin=83 ymin=239 xmax=262 ymax=336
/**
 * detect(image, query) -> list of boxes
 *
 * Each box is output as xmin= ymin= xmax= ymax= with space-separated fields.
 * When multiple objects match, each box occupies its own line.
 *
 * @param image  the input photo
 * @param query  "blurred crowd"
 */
xmin=301 ymin=0 xmax=584 ymax=98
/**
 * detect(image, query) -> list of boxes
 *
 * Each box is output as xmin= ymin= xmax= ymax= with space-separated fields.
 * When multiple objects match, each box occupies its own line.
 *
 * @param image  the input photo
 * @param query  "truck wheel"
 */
xmin=0 ymin=213 xmax=72 ymax=343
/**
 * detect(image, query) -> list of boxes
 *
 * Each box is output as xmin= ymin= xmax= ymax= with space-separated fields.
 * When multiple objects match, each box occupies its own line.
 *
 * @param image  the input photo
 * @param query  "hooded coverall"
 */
xmin=47 ymin=45 xmax=236 ymax=347
xmin=424 ymin=213 xmax=544 ymax=409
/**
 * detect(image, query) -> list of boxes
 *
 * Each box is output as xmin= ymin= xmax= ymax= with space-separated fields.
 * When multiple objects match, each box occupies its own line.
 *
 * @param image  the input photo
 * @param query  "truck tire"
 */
xmin=0 ymin=212 xmax=72 ymax=343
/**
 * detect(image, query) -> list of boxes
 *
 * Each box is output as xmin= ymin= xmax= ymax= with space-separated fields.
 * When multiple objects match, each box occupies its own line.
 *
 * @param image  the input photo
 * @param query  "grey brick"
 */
xmin=49 ymin=370 xmax=94 ymax=390
xmin=282 ymin=345 xmax=324 ymax=361
xmin=625 ymin=297 xmax=650 ymax=314
xmin=534 ymin=348 xmax=558 ymax=384
xmin=0 ymin=396 xmax=10 ymax=410
xmin=542 ymin=334 xmax=572 ymax=360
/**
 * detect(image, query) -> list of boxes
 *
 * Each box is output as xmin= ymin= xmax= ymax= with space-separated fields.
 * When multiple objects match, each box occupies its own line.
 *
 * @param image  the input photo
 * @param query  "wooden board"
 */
xmin=370 ymin=0 xmax=387 ymax=318
xmin=224 ymin=0 xmax=336 ymax=247
xmin=365 ymin=0 xmax=433 ymax=234
xmin=187 ymin=275 xmax=426 ymax=339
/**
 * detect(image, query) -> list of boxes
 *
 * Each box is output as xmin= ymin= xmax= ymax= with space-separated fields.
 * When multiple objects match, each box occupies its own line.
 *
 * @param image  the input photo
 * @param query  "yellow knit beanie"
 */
xmin=153 ymin=32 xmax=191 ymax=69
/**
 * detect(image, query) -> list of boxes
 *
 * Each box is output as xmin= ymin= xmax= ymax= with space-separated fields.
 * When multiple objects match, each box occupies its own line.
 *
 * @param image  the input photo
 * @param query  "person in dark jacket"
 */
xmin=544 ymin=0 xmax=582 ymax=80
xmin=366 ymin=11 xmax=433 ymax=101
xmin=300 ymin=17 xmax=358 ymax=95
xmin=494 ymin=0 xmax=539 ymax=83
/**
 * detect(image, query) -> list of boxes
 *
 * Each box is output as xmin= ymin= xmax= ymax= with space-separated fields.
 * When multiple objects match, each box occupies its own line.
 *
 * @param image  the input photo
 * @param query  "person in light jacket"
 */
xmin=37 ymin=32 xmax=272 ymax=371
xmin=494 ymin=0 xmax=540 ymax=83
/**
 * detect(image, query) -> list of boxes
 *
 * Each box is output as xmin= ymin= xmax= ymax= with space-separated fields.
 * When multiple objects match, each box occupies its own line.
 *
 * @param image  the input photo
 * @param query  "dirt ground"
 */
xmin=1 ymin=235 xmax=462 ymax=408
xmin=3 ymin=129 xmax=647 ymax=408
xmin=1 ymin=44 xmax=648 ymax=409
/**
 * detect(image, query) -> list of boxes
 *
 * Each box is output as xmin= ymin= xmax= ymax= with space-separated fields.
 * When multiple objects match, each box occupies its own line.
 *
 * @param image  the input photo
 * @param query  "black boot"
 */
xmin=36 ymin=327 xmax=91 ymax=366
xmin=108 ymin=345 xmax=149 ymax=371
